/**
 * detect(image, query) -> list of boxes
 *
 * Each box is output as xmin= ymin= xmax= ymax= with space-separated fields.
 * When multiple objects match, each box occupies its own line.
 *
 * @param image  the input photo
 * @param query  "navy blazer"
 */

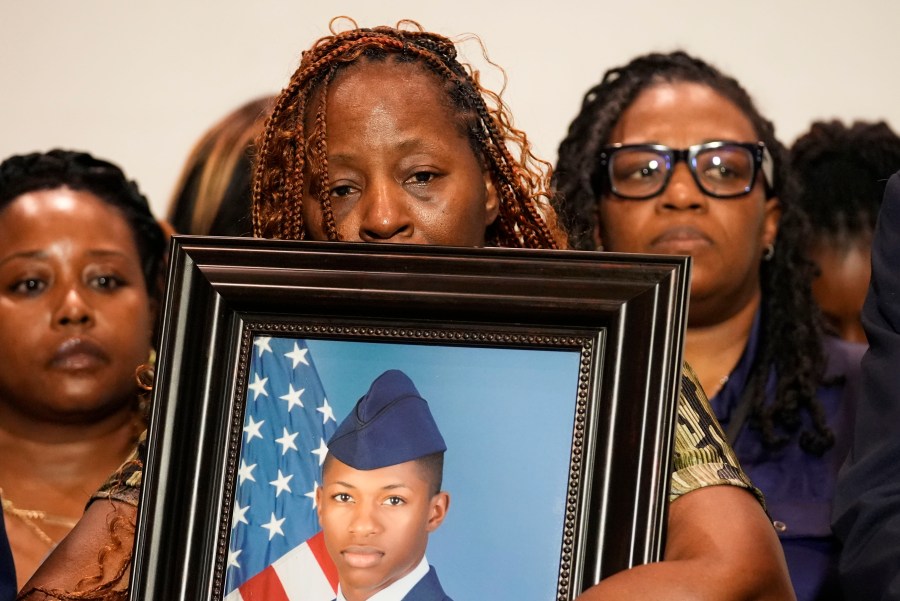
xmin=832 ymin=170 xmax=900 ymax=600
xmin=333 ymin=566 xmax=451 ymax=601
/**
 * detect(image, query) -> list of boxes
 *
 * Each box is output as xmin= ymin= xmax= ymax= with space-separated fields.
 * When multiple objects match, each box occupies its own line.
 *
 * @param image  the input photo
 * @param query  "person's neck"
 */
xmin=0 ymin=402 xmax=139 ymax=507
xmin=0 ymin=401 xmax=140 ymax=589
xmin=339 ymin=555 xmax=428 ymax=601
xmin=684 ymin=291 xmax=761 ymax=400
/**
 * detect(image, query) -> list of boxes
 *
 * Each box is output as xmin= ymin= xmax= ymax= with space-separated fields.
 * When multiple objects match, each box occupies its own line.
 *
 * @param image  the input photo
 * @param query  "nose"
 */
xmin=357 ymin=181 xmax=413 ymax=242
xmin=659 ymin=163 xmax=707 ymax=212
xmin=347 ymin=502 xmax=381 ymax=536
xmin=53 ymin=286 xmax=93 ymax=329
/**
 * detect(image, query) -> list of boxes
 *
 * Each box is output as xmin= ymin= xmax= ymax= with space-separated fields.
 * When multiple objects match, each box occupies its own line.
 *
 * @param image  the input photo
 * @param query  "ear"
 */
xmin=762 ymin=196 xmax=781 ymax=250
xmin=482 ymin=173 xmax=500 ymax=228
xmin=426 ymin=492 xmax=450 ymax=533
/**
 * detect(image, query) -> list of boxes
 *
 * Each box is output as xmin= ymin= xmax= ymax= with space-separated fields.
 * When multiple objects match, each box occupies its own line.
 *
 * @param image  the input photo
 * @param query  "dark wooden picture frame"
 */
xmin=129 ymin=236 xmax=690 ymax=601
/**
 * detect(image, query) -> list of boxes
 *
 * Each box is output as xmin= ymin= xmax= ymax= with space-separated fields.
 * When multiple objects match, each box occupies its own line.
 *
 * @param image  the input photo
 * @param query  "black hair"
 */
xmin=554 ymin=51 xmax=831 ymax=455
xmin=791 ymin=119 xmax=900 ymax=250
xmin=0 ymin=149 xmax=166 ymax=299
xmin=415 ymin=451 xmax=445 ymax=496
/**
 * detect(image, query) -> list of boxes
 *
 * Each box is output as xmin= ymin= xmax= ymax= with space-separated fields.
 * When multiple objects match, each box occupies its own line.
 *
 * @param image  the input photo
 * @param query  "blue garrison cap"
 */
xmin=327 ymin=369 xmax=446 ymax=470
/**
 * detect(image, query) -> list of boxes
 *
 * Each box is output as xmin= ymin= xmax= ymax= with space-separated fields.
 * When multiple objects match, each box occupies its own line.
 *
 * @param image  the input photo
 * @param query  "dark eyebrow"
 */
xmin=395 ymin=137 xmax=439 ymax=153
xmin=86 ymin=249 xmax=132 ymax=260
xmin=326 ymin=153 xmax=356 ymax=165
xmin=0 ymin=248 xmax=130 ymax=263
xmin=382 ymin=483 xmax=413 ymax=491
xmin=0 ymin=248 xmax=136 ymax=274
xmin=328 ymin=137 xmax=442 ymax=165
xmin=0 ymin=249 xmax=47 ymax=269
xmin=329 ymin=481 xmax=412 ymax=492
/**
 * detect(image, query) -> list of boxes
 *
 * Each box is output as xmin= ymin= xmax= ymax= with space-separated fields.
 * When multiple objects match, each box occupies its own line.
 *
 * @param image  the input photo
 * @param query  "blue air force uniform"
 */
xmin=328 ymin=369 xmax=452 ymax=601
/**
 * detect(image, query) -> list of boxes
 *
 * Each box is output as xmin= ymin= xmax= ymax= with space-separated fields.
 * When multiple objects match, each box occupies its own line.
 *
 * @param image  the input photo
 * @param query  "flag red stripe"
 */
xmin=307 ymin=531 xmax=339 ymax=591
xmin=238 ymin=565 xmax=291 ymax=601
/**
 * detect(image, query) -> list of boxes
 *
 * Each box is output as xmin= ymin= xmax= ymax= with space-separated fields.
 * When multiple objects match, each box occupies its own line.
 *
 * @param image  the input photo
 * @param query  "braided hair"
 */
xmin=0 ymin=149 xmax=166 ymax=300
xmin=554 ymin=51 xmax=831 ymax=455
xmin=251 ymin=18 xmax=563 ymax=249
xmin=791 ymin=119 xmax=900 ymax=250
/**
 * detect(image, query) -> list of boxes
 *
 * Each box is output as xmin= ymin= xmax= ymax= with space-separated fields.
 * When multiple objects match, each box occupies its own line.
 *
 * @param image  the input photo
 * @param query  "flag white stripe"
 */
xmin=224 ymin=589 xmax=244 ymax=601
xmin=274 ymin=542 xmax=334 ymax=601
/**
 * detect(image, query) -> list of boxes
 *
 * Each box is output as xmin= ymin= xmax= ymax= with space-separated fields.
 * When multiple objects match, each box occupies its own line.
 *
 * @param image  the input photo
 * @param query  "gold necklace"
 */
xmin=0 ymin=487 xmax=79 ymax=547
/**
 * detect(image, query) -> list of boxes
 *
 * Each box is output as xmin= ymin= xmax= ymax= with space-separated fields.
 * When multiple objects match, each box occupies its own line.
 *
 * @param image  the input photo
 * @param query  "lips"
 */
xmin=341 ymin=546 xmax=384 ymax=569
xmin=650 ymin=226 xmax=713 ymax=253
xmin=49 ymin=337 xmax=109 ymax=371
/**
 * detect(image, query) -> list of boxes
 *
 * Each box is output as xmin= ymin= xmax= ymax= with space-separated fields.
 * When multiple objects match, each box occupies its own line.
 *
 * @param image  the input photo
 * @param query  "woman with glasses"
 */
xmin=554 ymin=51 xmax=863 ymax=601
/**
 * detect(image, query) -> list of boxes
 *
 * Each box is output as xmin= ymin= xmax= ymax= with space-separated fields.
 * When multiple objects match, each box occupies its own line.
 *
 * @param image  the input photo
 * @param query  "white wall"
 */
xmin=2 ymin=0 xmax=898 ymax=217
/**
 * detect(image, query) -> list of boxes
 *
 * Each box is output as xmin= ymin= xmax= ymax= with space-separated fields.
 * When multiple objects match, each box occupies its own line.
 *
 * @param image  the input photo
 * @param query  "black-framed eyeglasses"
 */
xmin=597 ymin=141 xmax=774 ymax=200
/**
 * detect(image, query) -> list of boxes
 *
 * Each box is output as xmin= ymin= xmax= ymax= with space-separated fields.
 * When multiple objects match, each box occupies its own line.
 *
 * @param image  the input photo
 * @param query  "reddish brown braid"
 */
xmin=16 ymin=498 xmax=134 ymax=601
xmin=251 ymin=18 xmax=565 ymax=249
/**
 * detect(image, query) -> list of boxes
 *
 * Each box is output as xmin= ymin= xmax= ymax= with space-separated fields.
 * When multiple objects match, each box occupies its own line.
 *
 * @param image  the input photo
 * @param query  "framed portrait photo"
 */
xmin=130 ymin=237 xmax=690 ymax=601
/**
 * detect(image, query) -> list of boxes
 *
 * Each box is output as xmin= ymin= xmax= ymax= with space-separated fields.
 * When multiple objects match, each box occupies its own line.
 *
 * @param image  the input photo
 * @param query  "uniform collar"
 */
xmin=335 ymin=555 xmax=429 ymax=601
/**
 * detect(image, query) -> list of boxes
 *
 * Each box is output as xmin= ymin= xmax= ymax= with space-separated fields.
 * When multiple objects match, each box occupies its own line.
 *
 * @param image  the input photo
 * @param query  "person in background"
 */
xmin=167 ymin=96 xmax=275 ymax=236
xmin=0 ymin=150 xmax=165 ymax=589
xmin=22 ymin=22 xmax=793 ymax=601
xmin=832 ymin=170 xmax=900 ymax=600
xmin=553 ymin=50 xmax=863 ymax=601
xmin=790 ymin=120 xmax=900 ymax=344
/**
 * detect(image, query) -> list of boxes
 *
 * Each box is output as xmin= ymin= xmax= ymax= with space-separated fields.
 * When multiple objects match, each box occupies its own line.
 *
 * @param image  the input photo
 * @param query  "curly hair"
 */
xmin=0 ymin=149 xmax=166 ymax=300
xmin=791 ymin=119 xmax=900 ymax=250
xmin=554 ymin=51 xmax=831 ymax=455
xmin=251 ymin=18 xmax=563 ymax=249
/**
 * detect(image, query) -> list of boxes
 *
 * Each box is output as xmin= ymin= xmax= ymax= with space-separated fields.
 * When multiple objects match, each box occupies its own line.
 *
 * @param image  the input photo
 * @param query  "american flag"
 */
xmin=224 ymin=336 xmax=339 ymax=601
